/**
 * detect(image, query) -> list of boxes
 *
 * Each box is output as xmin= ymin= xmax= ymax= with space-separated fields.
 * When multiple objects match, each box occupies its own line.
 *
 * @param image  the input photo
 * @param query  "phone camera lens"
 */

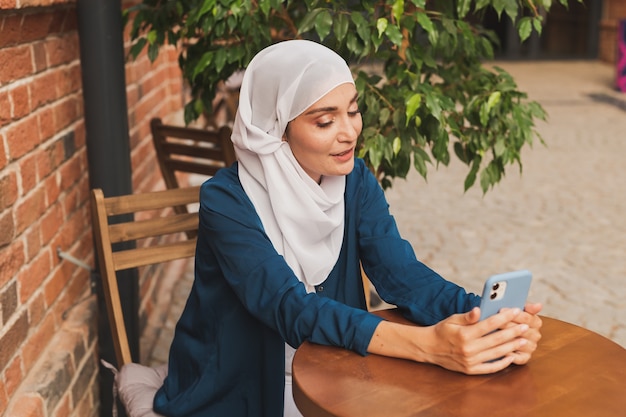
xmin=492 ymin=283 xmax=500 ymax=291
xmin=490 ymin=293 xmax=497 ymax=300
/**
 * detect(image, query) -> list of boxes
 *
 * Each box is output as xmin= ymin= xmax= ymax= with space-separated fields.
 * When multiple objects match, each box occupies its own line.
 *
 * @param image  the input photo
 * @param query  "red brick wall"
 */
xmin=0 ymin=1 xmax=184 ymax=415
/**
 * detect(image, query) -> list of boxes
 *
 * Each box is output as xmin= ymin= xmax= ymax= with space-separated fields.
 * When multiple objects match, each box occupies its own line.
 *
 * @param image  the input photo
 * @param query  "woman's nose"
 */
xmin=338 ymin=115 xmax=361 ymax=142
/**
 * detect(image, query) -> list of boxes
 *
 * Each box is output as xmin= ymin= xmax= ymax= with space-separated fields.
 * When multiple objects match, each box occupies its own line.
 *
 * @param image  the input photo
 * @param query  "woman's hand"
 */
xmin=421 ymin=307 xmax=532 ymax=374
xmin=367 ymin=305 xmax=542 ymax=375
xmin=507 ymin=302 xmax=543 ymax=365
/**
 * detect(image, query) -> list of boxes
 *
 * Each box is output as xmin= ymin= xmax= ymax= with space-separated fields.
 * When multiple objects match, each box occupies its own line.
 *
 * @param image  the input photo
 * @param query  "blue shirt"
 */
xmin=153 ymin=158 xmax=480 ymax=416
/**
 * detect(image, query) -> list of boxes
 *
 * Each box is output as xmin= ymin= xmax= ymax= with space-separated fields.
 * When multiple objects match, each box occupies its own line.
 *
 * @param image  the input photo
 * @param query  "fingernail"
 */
xmin=519 ymin=338 xmax=527 ymax=346
xmin=512 ymin=308 xmax=521 ymax=315
xmin=520 ymin=324 xmax=529 ymax=332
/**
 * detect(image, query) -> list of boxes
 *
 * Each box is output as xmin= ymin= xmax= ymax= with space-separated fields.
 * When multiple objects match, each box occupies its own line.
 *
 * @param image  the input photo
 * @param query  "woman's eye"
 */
xmin=348 ymin=109 xmax=361 ymax=116
xmin=316 ymin=119 xmax=334 ymax=128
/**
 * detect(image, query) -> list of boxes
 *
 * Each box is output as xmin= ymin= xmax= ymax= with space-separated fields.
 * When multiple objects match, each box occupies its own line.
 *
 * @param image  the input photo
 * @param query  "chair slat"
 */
xmin=164 ymin=159 xmax=222 ymax=177
xmin=112 ymin=239 xmax=197 ymax=271
xmin=154 ymin=124 xmax=221 ymax=142
xmin=161 ymin=141 xmax=228 ymax=162
xmin=108 ymin=212 xmax=198 ymax=243
xmin=104 ymin=186 xmax=200 ymax=216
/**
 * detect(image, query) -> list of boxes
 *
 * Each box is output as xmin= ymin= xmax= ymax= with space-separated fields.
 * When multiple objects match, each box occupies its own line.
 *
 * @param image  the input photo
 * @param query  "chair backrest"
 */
xmin=150 ymin=117 xmax=237 ymax=193
xmin=91 ymin=186 xmax=200 ymax=367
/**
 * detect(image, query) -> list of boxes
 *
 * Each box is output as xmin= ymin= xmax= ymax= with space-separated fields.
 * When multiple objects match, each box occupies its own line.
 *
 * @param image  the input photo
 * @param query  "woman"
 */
xmin=153 ymin=40 xmax=542 ymax=417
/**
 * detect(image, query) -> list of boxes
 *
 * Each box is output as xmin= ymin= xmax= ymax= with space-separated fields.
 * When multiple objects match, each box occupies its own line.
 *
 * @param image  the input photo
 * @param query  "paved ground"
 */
xmin=145 ymin=60 xmax=626 ymax=367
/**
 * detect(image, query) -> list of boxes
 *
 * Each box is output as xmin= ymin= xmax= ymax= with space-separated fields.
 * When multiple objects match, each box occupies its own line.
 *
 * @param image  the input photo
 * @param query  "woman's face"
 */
xmin=283 ymin=83 xmax=362 ymax=184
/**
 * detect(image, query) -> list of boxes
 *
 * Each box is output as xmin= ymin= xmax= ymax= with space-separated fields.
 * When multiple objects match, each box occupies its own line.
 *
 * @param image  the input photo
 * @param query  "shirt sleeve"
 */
xmin=353 ymin=164 xmax=481 ymax=325
xmin=198 ymin=177 xmax=382 ymax=355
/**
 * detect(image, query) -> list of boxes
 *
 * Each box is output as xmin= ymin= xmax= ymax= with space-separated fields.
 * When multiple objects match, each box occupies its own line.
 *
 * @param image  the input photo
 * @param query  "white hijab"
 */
xmin=231 ymin=40 xmax=355 ymax=292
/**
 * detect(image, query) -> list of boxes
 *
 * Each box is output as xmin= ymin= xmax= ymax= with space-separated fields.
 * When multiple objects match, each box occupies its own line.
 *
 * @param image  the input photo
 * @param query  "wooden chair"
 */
xmin=91 ymin=185 xmax=200 ymax=417
xmin=150 ymin=117 xmax=236 ymax=196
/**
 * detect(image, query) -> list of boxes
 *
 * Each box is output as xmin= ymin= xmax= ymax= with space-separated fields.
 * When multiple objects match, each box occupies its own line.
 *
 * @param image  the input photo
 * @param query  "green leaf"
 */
xmin=147 ymin=29 xmax=157 ymax=44
xmin=198 ymin=0 xmax=216 ymax=18
xmin=392 ymin=0 xmax=404 ymax=24
xmin=379 ymin=108 xmax=390 ymax=126
xmin=486 ymin=91 xmax=501 ymax=111
xmin=494 ymin=138 xmax=506 ymax=157
xmin=215 ymin=48 xmax=227 ymax=73
xmin=351 ymin=12 xmax=370 ymax=45
xmin=129 ymin=38 xmax=147 ymax=59
xmin=533 ymin=16 xmax=543 ymax=35
xmin=457 ymin=0 xmax=471 ymax=19
xmin=413 ymin=147 xmax=429 ymax=178
xmin=416 ymin=12 xmax=435 ymax=42
xmin=376 ymin=17 xmax=388 ymax=38
xmin=517 ymin=17 xmax=533 ymax=42
xmin=385 ymin=24 xmax=403 ymax=46
xmin=315 ymin=9 xmax=333 ymax=41
xmin=192 ymin=51 xmax=213 ymax=79
xmin=392 ymin=137 xmax=402 ymax=155
xmin=405 ymin=93 xmax=422 ymax=123
xmin=424 ymin=94 xmax=442 ymax=121
xmin=334 ymin=13 xmax=349 ymax=40
xmin=147 ymin=43 xmax=159 ymax=62
xmin=464 ymin=158 xmax=480 ymax=191
xmin=298 ymin=8 xmax=323 ymax=34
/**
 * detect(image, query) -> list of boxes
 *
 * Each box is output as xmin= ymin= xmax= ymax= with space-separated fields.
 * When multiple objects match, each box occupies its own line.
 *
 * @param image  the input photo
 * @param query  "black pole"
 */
xmin=76 ymin=1 xmax=139 ymax=416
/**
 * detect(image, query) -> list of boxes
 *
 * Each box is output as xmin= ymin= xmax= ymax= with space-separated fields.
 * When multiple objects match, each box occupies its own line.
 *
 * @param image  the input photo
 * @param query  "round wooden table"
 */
xmin=293 ymin=309 xmax=626 ymax=417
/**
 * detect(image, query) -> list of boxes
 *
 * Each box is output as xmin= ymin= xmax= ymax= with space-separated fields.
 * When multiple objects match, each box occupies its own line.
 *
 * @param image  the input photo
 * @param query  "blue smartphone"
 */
xmin=479 ymin=270 xmax=532 ymax=321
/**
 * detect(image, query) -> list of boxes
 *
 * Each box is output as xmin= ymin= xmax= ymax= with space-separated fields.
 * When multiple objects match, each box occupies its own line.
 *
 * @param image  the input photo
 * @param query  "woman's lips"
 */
xmin=332 ymin=148 xmax=354 ymax=161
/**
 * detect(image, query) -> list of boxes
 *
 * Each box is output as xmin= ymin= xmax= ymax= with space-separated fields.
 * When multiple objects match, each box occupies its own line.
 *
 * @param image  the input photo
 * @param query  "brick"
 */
xmin=36 ymin=138 xmax=61 ymax=180
xmin=0 ymin=211 xmax=15 ymax=248
xmin=19 ymin=152 xmax=38 ymax=194
xmin=70 ymin=353 xmax=96 ymax=409
xmin=0 ymin=281 xmax=17 ymax=326
xmin=0 ymin=170 xmax=18 ymax=210
xmin=56 ymin=8 xmax=77 ymax=33
xmin=53 ymin=272 xmax=89 ymax=325
xmin=0 ymin=380 xmax=9 ymax=416
xmin=40 ymin=202 xmax=63 ymax=246
xmin=21 ymin=12 xmax=56 ymax=43
xmin=73 ymin=121 xmax=86 ymax=149
xmin=6 ymin=116 xmax=40 ymax=160
xmin=57 ymin=63 xmax=82 ymax=97
xmin=25 ymin=227 xmax=41 ymax=261
xmin=59 ymin=154 xmax=81 ymax=191
xmin=0 ymin=310 xmax=28 ymax=372
xmin=27 ymin=292 xmax=46 ymax=328
xmin=32 ymin=41 xmax=48 ymax=73
xmin=54 ymin=96 xmax=79 ymax=132
xmin=18 ymin=249 xmax=51 ymax=303
xmin=9 ymin=83 xmax=31 ymax=120
xmin=53 ymin=394 xmax=71 ymax=417
xmin=0 ymin=45 xmax=34 ymax=83
xmin=0 ymin=91 xmax=11 ymax=128
xmin=28 ymin=347 xmax=73 ymax=411
xmin=21 ymin=313 xmax=57 ymax=373
xmin=3 ymin=355 xmax=23 ymax=399
xmin=5 ymin=394 xmax=44 ymax=417
xmin=44 ymin=261 xmax=71 ymax=308
xmin=0 ymin=240 xmax=25 ymax=288
xmin=42 ymin=174 xmax=61 ymax=209
xmin=15 ymin=186 xmax=46 ymax=235
xmin=72 ymin=380 xmax=97 ymax=417
xmin=61 ymin=131 xmax=76 ymax=160
xmin=63 ymin=291 xmax=97 ymax=346
xmin=46 ymin=33 xmax=79 ymax=68
xmin=0 ymin=14 xmax=22 ymax=49
xmin=32 ymin=71 xmax=58 ymax=110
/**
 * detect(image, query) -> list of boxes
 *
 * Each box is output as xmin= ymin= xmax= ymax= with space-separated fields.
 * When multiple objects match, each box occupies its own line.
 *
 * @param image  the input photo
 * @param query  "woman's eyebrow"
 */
xmin=303 ymin=92 xmax=358 ymax=116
